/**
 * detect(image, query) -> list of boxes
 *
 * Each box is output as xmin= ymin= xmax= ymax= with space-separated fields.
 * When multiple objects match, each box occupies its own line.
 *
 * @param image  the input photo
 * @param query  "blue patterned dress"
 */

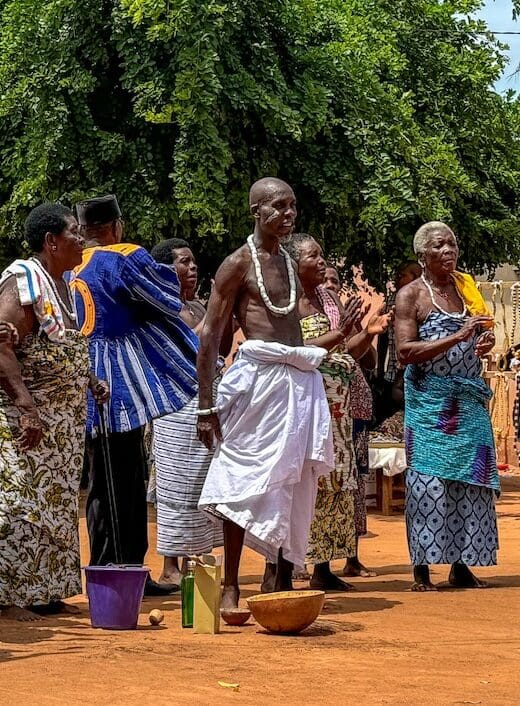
xmin=405 ymin=311 xmax=499 ymax=567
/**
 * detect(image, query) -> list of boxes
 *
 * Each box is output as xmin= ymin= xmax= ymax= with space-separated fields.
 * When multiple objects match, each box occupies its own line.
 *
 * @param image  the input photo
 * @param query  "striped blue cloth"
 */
xmin=71 ymin=243 xmax=198 ymax=435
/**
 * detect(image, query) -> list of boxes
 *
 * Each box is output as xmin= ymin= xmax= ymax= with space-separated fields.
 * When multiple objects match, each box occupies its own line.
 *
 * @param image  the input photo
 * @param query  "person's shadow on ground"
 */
xmin=0 ymin=611 xmax=97 ymax=665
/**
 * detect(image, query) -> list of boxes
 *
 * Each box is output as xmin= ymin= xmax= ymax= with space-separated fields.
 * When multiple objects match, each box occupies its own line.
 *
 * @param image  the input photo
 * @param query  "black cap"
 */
xmin=75 ymin=194 xmax=121 ymax=226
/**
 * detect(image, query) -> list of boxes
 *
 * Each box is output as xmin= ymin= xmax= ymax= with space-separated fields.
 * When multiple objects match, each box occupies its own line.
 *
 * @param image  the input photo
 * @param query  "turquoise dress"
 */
xmin=404 ymin=310 xmax=499 ymax=567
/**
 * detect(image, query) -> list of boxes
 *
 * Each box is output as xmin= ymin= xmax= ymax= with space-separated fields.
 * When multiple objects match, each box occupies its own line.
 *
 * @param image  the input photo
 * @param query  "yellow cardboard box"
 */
xmin=193 ymin=554 xmax=222 ymax=634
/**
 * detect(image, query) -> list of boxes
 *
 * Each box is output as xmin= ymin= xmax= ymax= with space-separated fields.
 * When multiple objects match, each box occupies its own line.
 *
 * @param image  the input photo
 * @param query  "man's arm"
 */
xmin=197 ymin=251 xmax=248 ymax=449
xmin=122 ymin=248 xmax=183 ymax=317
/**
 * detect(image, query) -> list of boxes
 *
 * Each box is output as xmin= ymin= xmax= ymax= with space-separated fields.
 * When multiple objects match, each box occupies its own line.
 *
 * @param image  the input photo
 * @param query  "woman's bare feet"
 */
xmin=448 ymin=563 xmax=490 ymax=589
xmin=0 ymin=606 xmax=43 ymax=622
xmin=411 ymin=565 xmax=437 ymax=592
xmin=221 ymin=585 xmax=240 ymax=611
xmin=310 ymin=563 xmax=355 ymax=592
xmin=31 ymin=601 xmax=81 ymax=616
xmin=343 ymin=557 xmax=377 ymax=578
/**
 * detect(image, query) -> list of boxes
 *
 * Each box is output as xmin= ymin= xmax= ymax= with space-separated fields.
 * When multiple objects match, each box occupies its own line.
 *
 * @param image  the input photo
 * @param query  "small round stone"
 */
xmin=149 ymin=609 xmax=164 ymax=625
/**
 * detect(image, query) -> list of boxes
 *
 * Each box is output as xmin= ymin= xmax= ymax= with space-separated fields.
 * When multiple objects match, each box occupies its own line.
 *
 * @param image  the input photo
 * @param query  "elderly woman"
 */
xmin=285 ymin=234 xmax=390 ymax=590
xmin=395 ymin=221 xmax=498 ymax=591
xmin=0 ymin=203 xmax=108 ymax=621
xmin=150 ymin=239 xmax=228 ymax=587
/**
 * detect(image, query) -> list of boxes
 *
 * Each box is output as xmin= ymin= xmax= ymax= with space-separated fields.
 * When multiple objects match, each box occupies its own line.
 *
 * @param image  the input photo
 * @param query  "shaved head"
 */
xmin=249 ymin=177 xmax=294 ymax=212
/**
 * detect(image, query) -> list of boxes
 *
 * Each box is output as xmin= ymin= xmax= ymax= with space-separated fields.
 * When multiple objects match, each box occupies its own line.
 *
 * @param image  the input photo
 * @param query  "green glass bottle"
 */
xmin=181 ymin=560 xmax=196 ymax=628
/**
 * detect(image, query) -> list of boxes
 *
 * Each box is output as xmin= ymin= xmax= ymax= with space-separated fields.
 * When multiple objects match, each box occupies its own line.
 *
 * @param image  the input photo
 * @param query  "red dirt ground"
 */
xmin=2 ymin=476 xmax=520 ymax=706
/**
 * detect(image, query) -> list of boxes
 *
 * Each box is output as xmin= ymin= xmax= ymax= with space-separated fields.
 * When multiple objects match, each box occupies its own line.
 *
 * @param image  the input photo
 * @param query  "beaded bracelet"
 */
xmin=197 ymin=407 xmax=219 ymax=416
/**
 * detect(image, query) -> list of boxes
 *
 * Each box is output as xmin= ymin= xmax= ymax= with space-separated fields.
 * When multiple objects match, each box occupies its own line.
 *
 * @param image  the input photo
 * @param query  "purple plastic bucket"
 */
xmin=84 ymin=565 xmax=149 ymax=630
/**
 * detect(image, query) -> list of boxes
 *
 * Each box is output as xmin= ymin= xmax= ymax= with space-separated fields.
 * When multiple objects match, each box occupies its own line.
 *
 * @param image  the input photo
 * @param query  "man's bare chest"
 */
xmin=243 ymin=259 xmax=292 ymax=302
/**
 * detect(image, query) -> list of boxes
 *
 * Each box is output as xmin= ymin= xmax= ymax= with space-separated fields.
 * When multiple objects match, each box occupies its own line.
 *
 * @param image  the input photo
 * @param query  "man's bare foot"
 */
xmin=275 ymin=552 xmax=293 ymax=592
xmin=343 ymin=557 xmax=377 ymax=578
xmin=0 ymin=606 xmax=43 ymax=622
xmin=221 ymin=585 xmax=240 ymax=611
xmin=448 ymin=563 xmax=490 ymax=589
xmin=261 ymin=562 xmax=277 ymax=593
xmin=292 ymin=568 xmax=311 ymax=581
xmin=411 ymin=565 xmax=437 ymax=592
xmin=261 ymin=554 xmax=294 ymax=593
xmin=31 ymin=601 xmax=82 ymax=616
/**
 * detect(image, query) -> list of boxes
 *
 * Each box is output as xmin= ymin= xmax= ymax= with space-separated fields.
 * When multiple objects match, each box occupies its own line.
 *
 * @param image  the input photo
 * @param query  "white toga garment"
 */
xmin=198 ymin=340 xmax=334 ymax=567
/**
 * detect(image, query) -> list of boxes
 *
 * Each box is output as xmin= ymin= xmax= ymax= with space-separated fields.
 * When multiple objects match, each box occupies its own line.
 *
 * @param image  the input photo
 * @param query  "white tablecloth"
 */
xmin=368 ymin=445 xmax=407 ymax=477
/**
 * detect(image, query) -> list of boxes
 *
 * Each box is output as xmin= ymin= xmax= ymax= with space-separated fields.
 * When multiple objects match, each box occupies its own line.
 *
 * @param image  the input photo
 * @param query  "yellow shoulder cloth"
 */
xmin=452 ymin=271 xmax=493 ymax=328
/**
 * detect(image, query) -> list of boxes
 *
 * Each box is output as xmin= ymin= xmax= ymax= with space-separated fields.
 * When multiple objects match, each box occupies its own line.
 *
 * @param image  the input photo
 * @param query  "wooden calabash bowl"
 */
xmin=221 ymin=608 xmax=251 ymax=626
xmin=246 ymin=590 xmax=325 ymax=634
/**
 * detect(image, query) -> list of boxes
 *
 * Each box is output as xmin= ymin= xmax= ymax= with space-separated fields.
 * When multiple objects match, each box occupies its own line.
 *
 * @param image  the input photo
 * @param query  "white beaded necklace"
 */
xmin=30 ymin=257 xmax=77 ymax=321
xmin=421 ymin=273 xmax=467 ymax=318
xmin=247 ymin=234 xmax=297 ymax=317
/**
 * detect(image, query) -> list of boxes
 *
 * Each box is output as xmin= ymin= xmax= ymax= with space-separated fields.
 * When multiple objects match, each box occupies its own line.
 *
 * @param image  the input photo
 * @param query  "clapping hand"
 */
xmin=366 ymin=304 xmax=393 ymax=336
xmin=339 ymin=296 xmax=363 ymax=336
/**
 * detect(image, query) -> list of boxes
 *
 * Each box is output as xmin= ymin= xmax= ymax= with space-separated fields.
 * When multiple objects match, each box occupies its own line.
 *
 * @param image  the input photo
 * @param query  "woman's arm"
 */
xmin=302 ymin=328 xmax=346 ymax=351
xmin=345 ymin=306 xmax=392 ymax=363
xmin=376 ymin=329 xmax=389 ymax=379
xmin=0 ymin=277 xmax=43 ymax=449
xmin=302 ymin=295 xmax=363 ymax=350
xmin=359 ymin=344 xmax=377 ymax=371
xmin=395 ymin=286 xmax=493 ymax=365
xmin=346 ymin=329 xmax=377 ymax=363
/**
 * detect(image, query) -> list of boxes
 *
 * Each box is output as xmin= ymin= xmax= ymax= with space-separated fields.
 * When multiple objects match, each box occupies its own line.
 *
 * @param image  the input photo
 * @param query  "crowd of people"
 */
xmin=0 ymin=177 xmax=500 ymax=621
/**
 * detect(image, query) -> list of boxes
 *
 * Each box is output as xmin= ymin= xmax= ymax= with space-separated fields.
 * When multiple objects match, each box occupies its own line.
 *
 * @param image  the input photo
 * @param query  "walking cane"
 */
xmin=97 ymin=403 xmax=123 ymax=565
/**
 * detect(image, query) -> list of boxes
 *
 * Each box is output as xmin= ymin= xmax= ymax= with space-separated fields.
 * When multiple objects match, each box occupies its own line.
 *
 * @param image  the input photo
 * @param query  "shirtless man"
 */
xmin=197 ymin=177 xmax=334 ymax=610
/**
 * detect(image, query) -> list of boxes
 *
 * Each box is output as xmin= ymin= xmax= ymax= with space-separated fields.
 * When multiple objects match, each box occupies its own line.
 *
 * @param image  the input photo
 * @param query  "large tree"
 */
xmin=0 ymin=0 xmax=518 ymax=283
